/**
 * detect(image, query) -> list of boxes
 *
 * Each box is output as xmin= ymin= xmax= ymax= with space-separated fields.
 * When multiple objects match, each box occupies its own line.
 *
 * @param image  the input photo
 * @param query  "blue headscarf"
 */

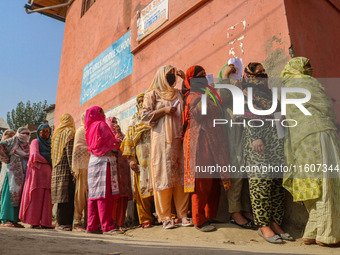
xmin=37 ymin=124 xmax=52 ymax=164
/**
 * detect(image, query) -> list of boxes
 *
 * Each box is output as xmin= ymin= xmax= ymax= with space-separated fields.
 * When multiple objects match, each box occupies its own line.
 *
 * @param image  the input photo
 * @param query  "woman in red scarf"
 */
xmin=85 ymin=106 xmax=120 ymax=235
xmin=182 ymin=65 xmax=230 ymax=232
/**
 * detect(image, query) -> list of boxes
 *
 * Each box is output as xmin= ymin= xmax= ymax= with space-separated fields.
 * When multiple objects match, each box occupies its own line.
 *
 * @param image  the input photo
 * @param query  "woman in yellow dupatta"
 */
xmin=281 ymin=57 xmax=340 ymax=246
xmin=51 ymin=113 xmax=76 ymax=231
xmin=120 ymin=93 xmax=154 ymax=228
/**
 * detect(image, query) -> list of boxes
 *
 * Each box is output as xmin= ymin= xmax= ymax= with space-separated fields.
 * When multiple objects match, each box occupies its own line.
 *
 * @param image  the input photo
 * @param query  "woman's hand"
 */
xmin=164 ymin=106 xmax=177 ymax=115
xmin=176 ymin=70 xmax=185 ymax=79
xmin=222 ymin=64 xmax=237 ymax=79
xmin=252 ymin=139 xmax=265 ymax=154
xmin=129 ymin=158 xmax=139 ymax=172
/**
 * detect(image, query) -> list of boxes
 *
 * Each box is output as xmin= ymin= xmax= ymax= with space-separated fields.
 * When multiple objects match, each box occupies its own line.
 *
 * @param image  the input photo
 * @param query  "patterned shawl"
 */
xmin=51 ymin=114 xmax=75 ymax=168
xmin=106 ymin=117 xmax=124 ymax=145
xmin=281 ymin=57 xmax=337 ymax=201
xmin=0 ymin=127 xmax=30 ymax=206
xmin=72 ymin=113 xmax=90 ymax=177
xmin=120 ymin=95 xmax=151 ymax=157
xmin=239 ymin=63 xmax=276 ymax=120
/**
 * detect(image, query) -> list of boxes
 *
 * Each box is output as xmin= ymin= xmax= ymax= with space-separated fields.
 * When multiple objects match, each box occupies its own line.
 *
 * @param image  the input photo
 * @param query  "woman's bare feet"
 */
xmin=242 ymin=212 xmax=254 ymax=221
xmin=260 ymin=226 xmax=276 ymax=237
xmin=269 ymin=222 xmax=285 ymax=234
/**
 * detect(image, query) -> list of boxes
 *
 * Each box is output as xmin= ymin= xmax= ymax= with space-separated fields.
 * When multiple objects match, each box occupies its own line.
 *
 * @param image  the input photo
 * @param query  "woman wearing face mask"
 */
xmin=0 ymin=127 xmax=30 ymax=228
xmin=106 ymin=116 xmax=132 ymax=232
xmin=182 ymin=65 xmax=231 ymax=232
xmin=19 ymin=124 xmax=53 ymax=229
xmin=217 ymin=58 xmax=254 ymax=229
xmin=85 ymin=106 xmax=120 ymax=234
xmin=281 ymin=57 xmax=340 ymax=247
xmin=141 ymin=65 xmax=192 ymax=229
xmin=51 ymin=113 xmax=76 ymax=231
xmin=0 ymin=129 xmax=16 ymax=178
xmin=240 ymin=63 xmax=291 ymax=244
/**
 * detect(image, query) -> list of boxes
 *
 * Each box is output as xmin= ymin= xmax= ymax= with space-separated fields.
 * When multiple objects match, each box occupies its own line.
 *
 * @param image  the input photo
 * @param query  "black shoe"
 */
xmin=230 ymin=216 xmax=253 ymax=229
xmin=195 ymin=222 xmax=217 ymax=232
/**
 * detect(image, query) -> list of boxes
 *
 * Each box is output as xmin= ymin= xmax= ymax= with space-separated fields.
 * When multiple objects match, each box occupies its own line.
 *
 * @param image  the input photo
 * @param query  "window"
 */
xmin=81 ymin=0 xmax=97 ymax=17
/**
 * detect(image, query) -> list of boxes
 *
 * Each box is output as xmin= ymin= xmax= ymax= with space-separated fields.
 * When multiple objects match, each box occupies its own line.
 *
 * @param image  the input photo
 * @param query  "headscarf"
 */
xmin=1 ymin=129 xmax=15 ymax=141
xmin=147 ymin=65 xmax=179 ymax=101
xmin=106 ymin=117 xmax=124 ymax=144
xmin=217 ymin=58 xmax=243 ymax=82
xmin=137 ymin=93 xmax=145 ymax=102
xmin=182 ymin=65 xmax=222 ymax=133
xmin=280 ymin=57 xmax=336 ymax=146
xmin=37 ymin=124 xmax=52 ymax=164
xmin=51 ymin=113 xmax=75 ymax=168
xmin=182 ymin=65 xmax=206 ymax=132
xmin=280 ymin=57 xmax=313 ymax=82
xmin=239 ymin=62 xmax=275 ymax=120
xmin=0 ymin=127 xmax=31 ymax=160
xmin=72 ymin=112 xmax=90 ymax=176
xmin=147 ymin=65 xmax=184 ymax=143
xmin=120 ymin=93 xmax=151 ymax=154
xmin=85 ymin=106 xmax=119 ymax=157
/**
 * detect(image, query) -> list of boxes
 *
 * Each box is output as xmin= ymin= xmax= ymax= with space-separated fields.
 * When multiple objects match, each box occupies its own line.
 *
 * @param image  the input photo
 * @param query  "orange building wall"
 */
xmin=284 ymin=0 xmax=340 ymax=133
xmin=55 ymin=0 xmax=291 ymax=127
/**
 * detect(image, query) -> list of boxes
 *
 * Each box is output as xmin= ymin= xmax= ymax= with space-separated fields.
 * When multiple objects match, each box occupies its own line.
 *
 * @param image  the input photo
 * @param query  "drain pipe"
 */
xmin=25 ymin=0 xmax=73 ymax=14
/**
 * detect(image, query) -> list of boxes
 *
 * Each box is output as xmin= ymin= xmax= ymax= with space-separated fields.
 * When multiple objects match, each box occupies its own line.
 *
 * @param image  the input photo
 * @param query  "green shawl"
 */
xmin=281 ymin=57 xmax=337 ymax=202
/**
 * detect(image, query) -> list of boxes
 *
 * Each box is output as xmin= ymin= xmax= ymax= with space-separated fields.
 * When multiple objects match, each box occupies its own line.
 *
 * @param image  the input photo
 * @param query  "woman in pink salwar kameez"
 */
xmin=85 ymin=106 xmax=120 ymax=235
xmin=19 ymin=124 xmax=53 ymax=228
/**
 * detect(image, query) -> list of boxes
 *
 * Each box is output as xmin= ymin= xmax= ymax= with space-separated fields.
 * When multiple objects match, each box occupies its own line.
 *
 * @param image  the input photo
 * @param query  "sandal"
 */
xmin=86 ymin=229 xmax=103 ymax=234
xmin=73 ymin=226 xmax=86 ymax=232
xmin=257 ymin=228 xmax=283 ymax=244
xmin=56 ymin=225 xmax=72 ymax=231
xmin=2 ymin=222 xmax=16 ymax=228
xmin=278 ymin=233 xmax=294 ymax=241
xmin=13 ymin=223 xmax=24 ymax=228
xmin=163 ymin=219 xmax=176 ymax=229
xmin=195 ymin=222 xmax=216 ymax=232
xmin=230 ymin=216 xmax=254 ymax=229
xmin=103 ymin=229 xmax=123 ymax=235
xmin=303 ymin=238 xmax=316 ymax=245
xmin=316 ymin=241 xmax=340 ymax=247
xmin=142 ymin=221 xmax=152 ymax=229
xmin=178 ymin=217 xmax=193 ymax=227
xmin=30 ymin=225 xmax=41 ymax=229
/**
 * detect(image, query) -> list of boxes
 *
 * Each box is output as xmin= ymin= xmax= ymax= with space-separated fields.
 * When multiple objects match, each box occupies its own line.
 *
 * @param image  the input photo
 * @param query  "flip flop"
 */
xmin=57 ymin=225 xmax=72 ymax=231
xmin=316 ymin=241 xmax=340 ymax=247
xmin=141 ymin=221 xmax=152 ymax=229
xmin=178 ymin=217 xmax=193 ymax=227
xmin=2 ymin=222 xmax=16 ymax=228
xmin=303 ymin=238 xmax=316 ymax=245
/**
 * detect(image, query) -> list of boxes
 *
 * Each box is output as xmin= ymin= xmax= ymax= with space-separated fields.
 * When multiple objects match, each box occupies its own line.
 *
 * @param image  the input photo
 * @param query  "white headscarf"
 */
xmin=228 ymin=58 xmax=243 ymax=80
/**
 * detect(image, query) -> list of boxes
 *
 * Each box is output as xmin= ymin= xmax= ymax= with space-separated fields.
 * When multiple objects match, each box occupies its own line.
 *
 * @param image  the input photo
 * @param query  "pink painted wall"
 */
xmin=55 ymin=0 xmax=291 ymax=127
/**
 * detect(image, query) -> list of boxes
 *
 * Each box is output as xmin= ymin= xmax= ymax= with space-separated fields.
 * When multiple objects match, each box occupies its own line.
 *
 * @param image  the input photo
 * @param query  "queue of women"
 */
xmin=0 ymin=57 xmax=339 ymax=247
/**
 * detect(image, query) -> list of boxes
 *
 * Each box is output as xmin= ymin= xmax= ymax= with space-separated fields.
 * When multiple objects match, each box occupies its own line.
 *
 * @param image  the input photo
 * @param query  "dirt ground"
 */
xmin=0 ymin=223 xmax=338 ymax=255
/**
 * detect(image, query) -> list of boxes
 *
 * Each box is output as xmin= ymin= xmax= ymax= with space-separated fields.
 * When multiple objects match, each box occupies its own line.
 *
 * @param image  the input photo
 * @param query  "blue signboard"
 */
xmin=80 ymin=31 xmax=133 ymax=105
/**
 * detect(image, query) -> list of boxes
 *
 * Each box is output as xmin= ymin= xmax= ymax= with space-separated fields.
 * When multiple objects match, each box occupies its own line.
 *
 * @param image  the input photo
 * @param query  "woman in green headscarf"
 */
xmin=281 ymin=57 xmax=340 ymax=246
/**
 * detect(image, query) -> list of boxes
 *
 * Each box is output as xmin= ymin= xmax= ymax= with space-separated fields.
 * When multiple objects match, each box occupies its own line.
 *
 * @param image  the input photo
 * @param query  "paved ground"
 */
xmin=0 ymin=223 xmax=338 ymax=255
